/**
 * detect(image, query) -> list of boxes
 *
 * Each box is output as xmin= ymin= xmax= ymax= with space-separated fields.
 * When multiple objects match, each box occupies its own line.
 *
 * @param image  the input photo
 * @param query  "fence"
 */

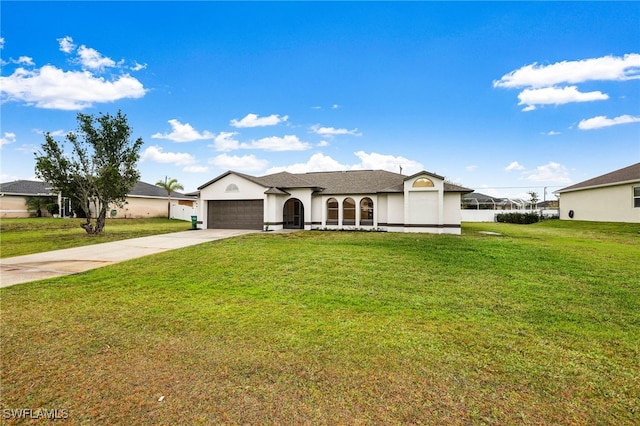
xmin=170 ymin=202 xmax=197 ymax=222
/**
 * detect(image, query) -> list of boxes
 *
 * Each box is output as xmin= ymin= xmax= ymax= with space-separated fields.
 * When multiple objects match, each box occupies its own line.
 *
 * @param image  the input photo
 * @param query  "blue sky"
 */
xmin=1 ymin=2 xmax=639 ymax=199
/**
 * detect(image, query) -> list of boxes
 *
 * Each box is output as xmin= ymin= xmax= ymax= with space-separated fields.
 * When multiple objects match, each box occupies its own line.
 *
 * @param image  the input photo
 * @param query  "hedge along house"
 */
xmin=197 ymin=169 xmax=473 ymax=234
xmin=555 ymin=162 xmax=640 ymax=223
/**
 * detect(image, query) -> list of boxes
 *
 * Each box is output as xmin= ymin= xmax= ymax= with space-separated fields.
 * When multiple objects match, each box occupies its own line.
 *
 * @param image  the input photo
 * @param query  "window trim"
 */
xmin=326 ymin=198 xmax=338 ymax=225
xmin=343 ymin=197 xmax=356 ymax=226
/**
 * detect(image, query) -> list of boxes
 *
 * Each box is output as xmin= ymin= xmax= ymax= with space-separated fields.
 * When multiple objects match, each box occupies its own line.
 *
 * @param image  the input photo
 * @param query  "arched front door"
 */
xmin=283 ymin=198 xmax=304 ymax=229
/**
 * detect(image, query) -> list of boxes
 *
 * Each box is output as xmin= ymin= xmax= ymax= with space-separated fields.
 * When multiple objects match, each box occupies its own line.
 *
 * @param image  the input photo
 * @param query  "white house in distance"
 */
xmin=197 ymin=169 xmax=473 ymax=234
xmin=556 ymin=162 xmax=640 ymax=223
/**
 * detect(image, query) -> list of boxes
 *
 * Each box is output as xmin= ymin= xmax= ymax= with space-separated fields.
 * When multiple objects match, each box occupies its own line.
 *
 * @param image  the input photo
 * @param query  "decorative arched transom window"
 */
xmin=343 ymin=198 xmax=356 ymax=226
xmin=360 ymin=198 xmax=374 ymax=226
xmin=413 ymin=177 xmax=434 ymax=188
xmin=225 ymin=183 xmax=239 ymax=193
xmin=326 ymin=198 xmax=338 ymax=225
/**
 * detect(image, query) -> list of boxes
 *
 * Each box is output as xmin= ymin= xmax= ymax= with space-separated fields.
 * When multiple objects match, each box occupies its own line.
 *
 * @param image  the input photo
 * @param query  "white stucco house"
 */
xmin=197 ymin=169 xmax=473 ymax=234
xmin=556 ymin=162 xmax=640 ymax=223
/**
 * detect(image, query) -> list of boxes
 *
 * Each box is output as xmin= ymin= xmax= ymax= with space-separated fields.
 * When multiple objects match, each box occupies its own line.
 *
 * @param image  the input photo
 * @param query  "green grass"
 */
xmin=0 ymin=218 xmax=192 ymax=258
xmin=1 ymin=221 xmax=639 ymax=424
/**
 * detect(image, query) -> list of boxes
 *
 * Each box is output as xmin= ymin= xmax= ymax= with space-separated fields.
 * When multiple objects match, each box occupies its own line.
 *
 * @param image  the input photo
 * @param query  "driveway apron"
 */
xmin=0 ymin=229 xmax=259 ymax=287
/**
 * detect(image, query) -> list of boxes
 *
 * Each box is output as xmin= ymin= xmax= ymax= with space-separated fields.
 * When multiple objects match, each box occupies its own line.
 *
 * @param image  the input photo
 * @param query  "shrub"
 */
xmin=495 ymin=212 xmax=540 ymax=224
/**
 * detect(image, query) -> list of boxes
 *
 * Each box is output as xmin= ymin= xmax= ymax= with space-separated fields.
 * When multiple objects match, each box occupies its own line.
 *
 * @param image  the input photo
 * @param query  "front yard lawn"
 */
xmin=1 ymin=221 xmax=638 ymax=424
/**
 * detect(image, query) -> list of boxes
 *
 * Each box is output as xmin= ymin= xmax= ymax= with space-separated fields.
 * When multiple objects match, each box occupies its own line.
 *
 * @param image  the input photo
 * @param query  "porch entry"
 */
xmin=283 ymin=198 xmax=304 ymax=229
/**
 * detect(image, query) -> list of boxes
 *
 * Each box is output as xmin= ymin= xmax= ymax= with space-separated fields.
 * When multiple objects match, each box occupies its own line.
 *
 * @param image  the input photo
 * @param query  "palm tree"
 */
xmin=155 ymin=177 xmax=184 ymax=219
xmin=26 ymin=196 xmax=55 ymax=217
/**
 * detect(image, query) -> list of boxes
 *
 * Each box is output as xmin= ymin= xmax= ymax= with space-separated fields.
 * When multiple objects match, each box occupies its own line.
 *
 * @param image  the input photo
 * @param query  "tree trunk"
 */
xmin=95 ymin=205 xmax=107 ymax=234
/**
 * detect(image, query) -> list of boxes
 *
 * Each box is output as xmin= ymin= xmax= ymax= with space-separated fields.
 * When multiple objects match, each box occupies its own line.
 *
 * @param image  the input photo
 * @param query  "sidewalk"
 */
xmin=0 ymin=229 xmax=259 ymax=288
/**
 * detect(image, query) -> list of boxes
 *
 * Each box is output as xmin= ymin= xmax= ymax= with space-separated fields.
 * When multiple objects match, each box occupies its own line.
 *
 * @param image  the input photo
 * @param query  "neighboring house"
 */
xmin=0 ymin=180 xmax=196 ymax=219
xmin=0 ymin=180 xmax=58 ymax=218
xmin=197 ymin=169 xmax=473 ymax=234
xmin=109 ymin=181 xmax=196 ymax=219
xmin=555 ymin=162 xmax=640 ymax=223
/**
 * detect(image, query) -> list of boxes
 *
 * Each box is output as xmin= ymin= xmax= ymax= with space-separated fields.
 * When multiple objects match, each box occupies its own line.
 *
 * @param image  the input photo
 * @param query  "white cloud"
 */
xmin=245 ymin=135 xmax=311 ymax=151
xmin=317 ymin=140 xmax=329 ymax=147
xmin=183 ymin=165 xmax=209 ymax=173
xmin=131 ymin=62 xmax=147 ymax=71
xmin=0 ymin=132 xmax=16 ymax=147
xmin=542 ymin=130 xmax=561 ymax=136
xmin=578 ymin=114 xmax=640 ymax=130
xmin=33 ymin=129 xmax=66 ymax=137
xmin=266 ymin=153 xmax=348 ymax=174
xmin=353 ymin=151 xmax=422 ymax=174
xmin=266 ymin=151 xmax=423 ymax=175
xmin=465 ymin=165 xmax=478 ymax=172
xmin=332 ymin=104 xmax=340 ymax=109
xmin=524 ymin=162 xmax=571 ymax=183
xmin=16 ymin=144 xmax=38 ymax=154
xmin=211 ymin=132 xmax=240 ymax=152
xmin=517 ymin=86 xmax=608 ymax=111
xmin=140 ymin=145 xmax=196 ymax=166
xmin=230 ymin=113 xmax=288 ymax=128
xmin=494 ymin=54 xmax=640 ymax=89
xmin=14 ymin=56 xmax=35 ymax=66
xmin=57 ymin=36 xmax=75 ymax=53
xmin=505 ymin=161 xmax=525 ymax=172
xmin=151 ymin=119 xmax=214 ymax=142
xmin=0 ymin=37 xmax=4 ymax=49
xmin=209 ymin=153 xmax=268 ymax=172
xmin=310 ymin=124 xmax=361 ymax=137
xmin=76 ymin=45 xmax=116 ymax=71
xmin=0 ymin=65 xmax=146 ymax=110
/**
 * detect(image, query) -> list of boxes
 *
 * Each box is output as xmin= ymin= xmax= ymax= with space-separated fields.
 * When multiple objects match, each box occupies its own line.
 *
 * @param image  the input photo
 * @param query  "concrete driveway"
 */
xmin=0 ymin=229 xmax=259 ymax=288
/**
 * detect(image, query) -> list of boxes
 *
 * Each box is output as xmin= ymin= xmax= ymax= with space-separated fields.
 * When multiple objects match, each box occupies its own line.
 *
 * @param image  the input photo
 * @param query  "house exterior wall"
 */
xmin=559 ymin=183 xmax=640 ymax=223
xmin=443 ymin=192 xmax=463 ymax=226
xmin=198 ymin=174 xmax=268 ymax=229
xmin=376 ymin=194 xmax=388 ymax=225
xmin=310 ymin=195 xmax=323 ymax=227
xmin=285 ymin=189 xmax=313 ymax=229
xmin=0 ymin=195 xmax=32 ymax=218
xmin=396 ymin=173 xmax=462 ymax=234
xmin=108 ymin=197 xmax=168 ymax=219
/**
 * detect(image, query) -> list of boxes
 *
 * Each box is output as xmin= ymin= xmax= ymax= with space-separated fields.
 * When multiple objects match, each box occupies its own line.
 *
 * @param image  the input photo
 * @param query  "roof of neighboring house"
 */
xmin=199 ymin=170 xmax=474 ymax=194
xmin=128 ymin=181 xmax=195 ymax=200
xmin=557 ymin=162 xmax=640 ymax=193
xmin=0 ymin=180 xmax=56 ymax=196
xmin=462 ymin=192 xmax=501 ymax=202
xmin=0 ymin=180 xmax=195 ymax=200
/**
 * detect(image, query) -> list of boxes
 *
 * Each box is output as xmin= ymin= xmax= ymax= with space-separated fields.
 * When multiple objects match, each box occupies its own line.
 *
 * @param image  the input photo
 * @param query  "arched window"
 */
xmin=413 ymin=177 xmax=434 ymax=188
xmin=360 ymin=198 xmax=374 ymax=226
xmin=225 ymin=183 xmax=239 ymax=193
xmin=343 ymin=198 xmax=356 ymax=226
xmin=327 ymin=198 xmax=338 ymax=225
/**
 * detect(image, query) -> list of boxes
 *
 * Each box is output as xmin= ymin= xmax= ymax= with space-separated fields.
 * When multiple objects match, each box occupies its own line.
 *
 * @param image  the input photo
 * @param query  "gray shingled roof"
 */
xmin=0 ymin=180 xmax=195 ymax=200
xmin=128 ymin=181 xmax=195 ymax=200
xmin=557 ymin=162 xmax=640 ymax=193
xmin=199 ymin=170 xmax=473 ymax=194
xmin=0 ymin=180 xmax=56 ymax=196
